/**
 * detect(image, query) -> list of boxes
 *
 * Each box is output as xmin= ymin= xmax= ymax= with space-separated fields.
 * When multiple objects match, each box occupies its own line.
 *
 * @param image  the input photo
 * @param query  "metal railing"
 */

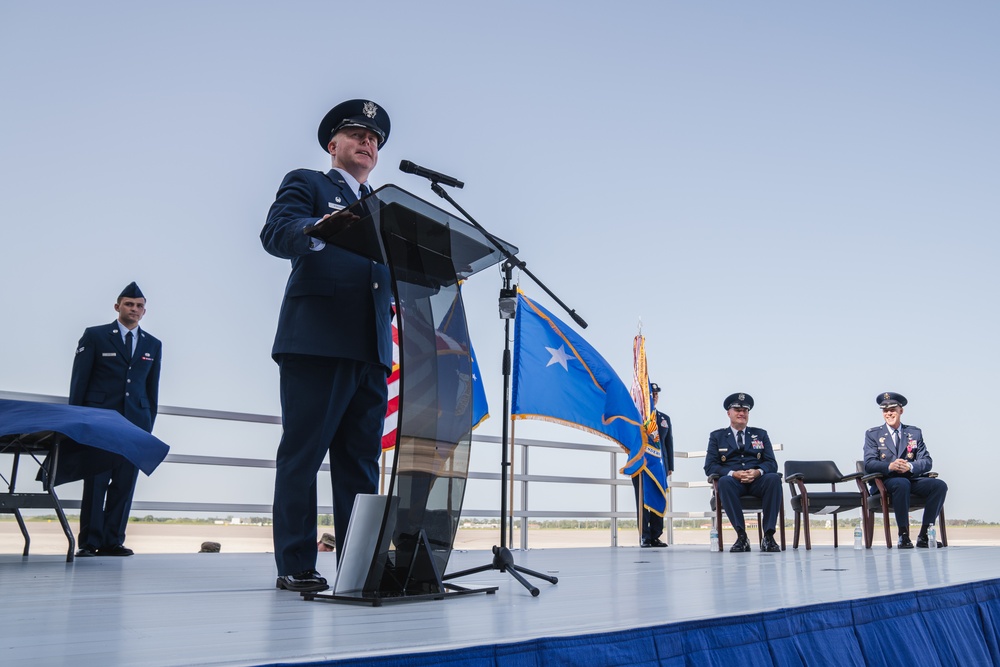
xmin=0 ymin=390 xmax=714 ymax=548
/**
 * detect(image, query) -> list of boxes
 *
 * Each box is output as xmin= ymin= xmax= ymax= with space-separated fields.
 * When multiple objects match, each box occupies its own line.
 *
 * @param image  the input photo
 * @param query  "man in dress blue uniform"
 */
xmin=704 ymin=393 xmax=782 ymax=553
xmin=863 ymin=392 xmax=948 ymax=548
xmin=69 ymin=282 xmax=161 ymax=557
xmin=261 ymin=99 xmax=393 ymax=593
xmin=633 ymin=382 xmax=674 ymax=547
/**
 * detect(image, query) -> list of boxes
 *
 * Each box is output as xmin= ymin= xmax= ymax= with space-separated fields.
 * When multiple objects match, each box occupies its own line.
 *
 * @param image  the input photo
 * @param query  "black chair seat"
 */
xmin=789 ymin=491 xmax=864 ymax=513
xmin=710 ymin=496 xmax=767 ymax=512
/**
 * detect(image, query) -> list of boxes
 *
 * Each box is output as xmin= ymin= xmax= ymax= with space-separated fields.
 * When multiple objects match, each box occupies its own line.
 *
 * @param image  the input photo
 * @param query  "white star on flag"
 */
xmin=545 ymin=344 xmax=572 ymax=370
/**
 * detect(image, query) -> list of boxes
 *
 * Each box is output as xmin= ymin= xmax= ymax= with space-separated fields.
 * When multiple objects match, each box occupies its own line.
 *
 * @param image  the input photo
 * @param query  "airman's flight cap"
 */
xmin=118 ymin=282 xmax=144 ymax=300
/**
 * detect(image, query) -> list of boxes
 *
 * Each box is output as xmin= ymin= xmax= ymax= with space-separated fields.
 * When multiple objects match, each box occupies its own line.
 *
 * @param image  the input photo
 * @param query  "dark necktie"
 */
xmin=892 ymin=429 xmax=900 ymax=452
xmin=737 ymin=430 xmax=745 ymax=450
xmin=125 ymin=330 xmax=134 ymax=362
xmin=357 ymin=184 xmax=372 ymax=217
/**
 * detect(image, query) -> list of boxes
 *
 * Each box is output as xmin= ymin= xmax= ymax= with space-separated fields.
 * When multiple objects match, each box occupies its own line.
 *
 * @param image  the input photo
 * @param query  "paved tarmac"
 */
xmin=3 ymin=520 xmax=998 ymax=556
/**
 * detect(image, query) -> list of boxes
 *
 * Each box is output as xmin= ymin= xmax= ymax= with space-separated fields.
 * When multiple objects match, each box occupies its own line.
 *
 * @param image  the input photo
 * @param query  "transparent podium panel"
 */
xmin=321 ymin=185 xmax=515 ymax=602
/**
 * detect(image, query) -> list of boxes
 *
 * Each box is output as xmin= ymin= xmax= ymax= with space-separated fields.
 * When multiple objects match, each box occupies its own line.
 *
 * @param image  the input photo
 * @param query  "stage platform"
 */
xmin=2 ymin=545 xmax=1000 ymax=666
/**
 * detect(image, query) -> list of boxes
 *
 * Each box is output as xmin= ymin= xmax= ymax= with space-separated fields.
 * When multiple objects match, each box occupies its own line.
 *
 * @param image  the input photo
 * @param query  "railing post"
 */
xmin=519 ymin=442 xmax=529 ymax=550
xmin=610 ymin=451 xmax=618 ymax=547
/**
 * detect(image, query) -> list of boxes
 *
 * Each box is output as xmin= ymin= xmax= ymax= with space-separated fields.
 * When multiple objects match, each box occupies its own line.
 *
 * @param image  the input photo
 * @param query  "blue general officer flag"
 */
xmin=471 ymin=348 xmax=489 ymax=429
xmin=440 ymin=282 xmax=489 ymax=430
xmin=511 ymin=292 xmax=644 ymax=474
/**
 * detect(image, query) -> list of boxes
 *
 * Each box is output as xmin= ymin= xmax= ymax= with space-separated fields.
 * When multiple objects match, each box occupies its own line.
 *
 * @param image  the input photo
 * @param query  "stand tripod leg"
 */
xmin=443 ymin=562 xmax=495 ymax=579
xmin=444 ymin=544 xmax=557 ymax=598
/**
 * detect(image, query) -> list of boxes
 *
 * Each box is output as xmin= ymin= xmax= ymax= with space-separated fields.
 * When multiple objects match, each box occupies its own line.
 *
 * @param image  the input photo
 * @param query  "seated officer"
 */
xmin=863 ymin=392 xmax=948 ymax=548
xmin=704 ymin=393 xmax=782 ymax=553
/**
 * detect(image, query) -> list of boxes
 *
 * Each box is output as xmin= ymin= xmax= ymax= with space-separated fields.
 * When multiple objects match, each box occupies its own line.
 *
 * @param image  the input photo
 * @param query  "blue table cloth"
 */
xmin=0 ymin=399 xmax=169 ymax=485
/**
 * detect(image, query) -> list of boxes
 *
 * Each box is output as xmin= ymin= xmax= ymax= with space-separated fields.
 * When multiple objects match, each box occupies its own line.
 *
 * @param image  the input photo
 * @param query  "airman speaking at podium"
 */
xmin=261 ymin=99 xmax=394 ymax=593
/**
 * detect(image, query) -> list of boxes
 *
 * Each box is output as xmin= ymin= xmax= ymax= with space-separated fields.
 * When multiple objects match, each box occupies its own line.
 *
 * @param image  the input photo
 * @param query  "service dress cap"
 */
xmin=724 ymin=392 xmax=754 ymax=411
xmin=118 ymin=282 xmax=145 ymax=300
xmin=318 ymin=99 xmax=391 ymax=150
xmin=650 ymin=382 xmax=661 ymax=394
xmin=877 ymin=391 xmax=907 ymax=409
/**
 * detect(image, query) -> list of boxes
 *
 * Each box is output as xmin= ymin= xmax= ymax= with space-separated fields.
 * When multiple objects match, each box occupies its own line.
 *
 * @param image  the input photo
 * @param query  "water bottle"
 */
xmin=927 ymin=525 xmax=938 ymax=550
xmin=854 ymin=525 xmax=863 ymax=550
xmin=710 ymin=526 xmax=719 ymax=551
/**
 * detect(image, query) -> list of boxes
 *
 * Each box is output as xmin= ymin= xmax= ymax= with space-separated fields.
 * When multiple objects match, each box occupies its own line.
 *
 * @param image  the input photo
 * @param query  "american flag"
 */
xmin=381 ymin=316 xmax=489 ymax=451
xmin=381 ymin=319 xmax=401 ymax=450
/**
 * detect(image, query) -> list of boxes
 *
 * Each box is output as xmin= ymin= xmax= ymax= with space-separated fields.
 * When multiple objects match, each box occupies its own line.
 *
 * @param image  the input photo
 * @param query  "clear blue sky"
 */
xmin=2 ymin=2 xmax=998 ymax=520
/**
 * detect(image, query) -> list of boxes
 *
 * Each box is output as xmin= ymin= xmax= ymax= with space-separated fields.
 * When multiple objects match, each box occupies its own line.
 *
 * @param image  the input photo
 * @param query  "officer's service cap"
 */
xmin=877 ymin=392 xmax=907 ymax=409
xmin=118 ymin=282 xmax=144 ymax=300
xmin=318 ymin=99 xmax=390 ymax=150
xmin=650 ymin=383 xmax=661 ymax=394
xmin=724 ymin=392 xmax=754 ymax=410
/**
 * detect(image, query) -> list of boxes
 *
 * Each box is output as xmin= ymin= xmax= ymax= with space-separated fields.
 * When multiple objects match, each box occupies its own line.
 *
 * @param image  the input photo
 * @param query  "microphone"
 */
xmin=399 ymin=160 xmax=465 ymax=189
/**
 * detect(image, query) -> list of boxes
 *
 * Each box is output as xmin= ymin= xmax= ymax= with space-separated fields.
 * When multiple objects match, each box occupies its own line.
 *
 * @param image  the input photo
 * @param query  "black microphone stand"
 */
xmin=422 ymin=180 xmax=585 ymax=596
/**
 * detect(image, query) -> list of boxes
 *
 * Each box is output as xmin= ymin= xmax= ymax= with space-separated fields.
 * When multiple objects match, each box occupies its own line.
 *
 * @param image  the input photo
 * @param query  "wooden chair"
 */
xmin=784 ymin=460 xmax=866 ymax=550
xmin=708 ymin=474 xmax=786 ymax=552
xmin=855 ymin=461 xmax=948 ymax=548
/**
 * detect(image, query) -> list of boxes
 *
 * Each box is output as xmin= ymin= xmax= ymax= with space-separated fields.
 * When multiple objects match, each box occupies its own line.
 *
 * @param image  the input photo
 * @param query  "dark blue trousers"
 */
xmin=632 ymin=475 xmax=664 ymax=541
xmin=882 ymin=476 xmax=948 ymax=535
xmin=78 ymin=457 xmax=138 ymax=550
xmin=716 ymin=472 xmax=783 ymax=533
xmin=272 ymin=354 xmax=387 ymax=577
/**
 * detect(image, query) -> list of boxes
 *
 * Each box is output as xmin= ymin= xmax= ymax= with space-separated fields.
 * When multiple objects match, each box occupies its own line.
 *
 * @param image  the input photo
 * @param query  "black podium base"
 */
xmin=303 ymin=583 xmax=498 ymax=607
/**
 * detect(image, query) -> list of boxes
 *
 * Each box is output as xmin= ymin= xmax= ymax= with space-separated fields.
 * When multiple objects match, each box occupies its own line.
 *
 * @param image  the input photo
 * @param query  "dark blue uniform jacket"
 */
xmin=863 ymin=423 xmax=933 ymax=477
xmin=261 ymin=168 xmax=392 ymax=370
xmin=69 ymin=322 xmax=161 ymax=432
xmin=704 ymin=426 xmax=778 ymax=478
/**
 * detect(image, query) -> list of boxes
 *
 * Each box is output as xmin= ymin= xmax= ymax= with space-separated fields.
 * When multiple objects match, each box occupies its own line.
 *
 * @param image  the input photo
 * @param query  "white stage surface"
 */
xmin=2 ymin=545 xmax=999 ymax=666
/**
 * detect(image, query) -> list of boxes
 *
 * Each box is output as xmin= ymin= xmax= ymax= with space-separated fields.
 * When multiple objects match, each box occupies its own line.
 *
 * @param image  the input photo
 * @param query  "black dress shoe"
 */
xmin=648 ymin=538 xmax=668 ymax=548
xmin=98 ymin=545 xmax=134 ymax=557
xmin=276 ymin=570 xmax=329 ymax=593
xmin=761 ymin=535 xmax=781 ymax=553
xmin=730 ymin=534 xmax=751 ymax=552
xmin=897 ymin=535 xmax=914 ymax=549
xmin=916 ymin=535 xmax=944 ymax=548
xmin=75 ymin=547 xmax=98 ymax=558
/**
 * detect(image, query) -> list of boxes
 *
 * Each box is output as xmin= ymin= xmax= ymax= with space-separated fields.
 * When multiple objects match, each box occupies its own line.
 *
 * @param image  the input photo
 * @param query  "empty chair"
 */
xmin=784 ymin=460 xmax=866 ymax=550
